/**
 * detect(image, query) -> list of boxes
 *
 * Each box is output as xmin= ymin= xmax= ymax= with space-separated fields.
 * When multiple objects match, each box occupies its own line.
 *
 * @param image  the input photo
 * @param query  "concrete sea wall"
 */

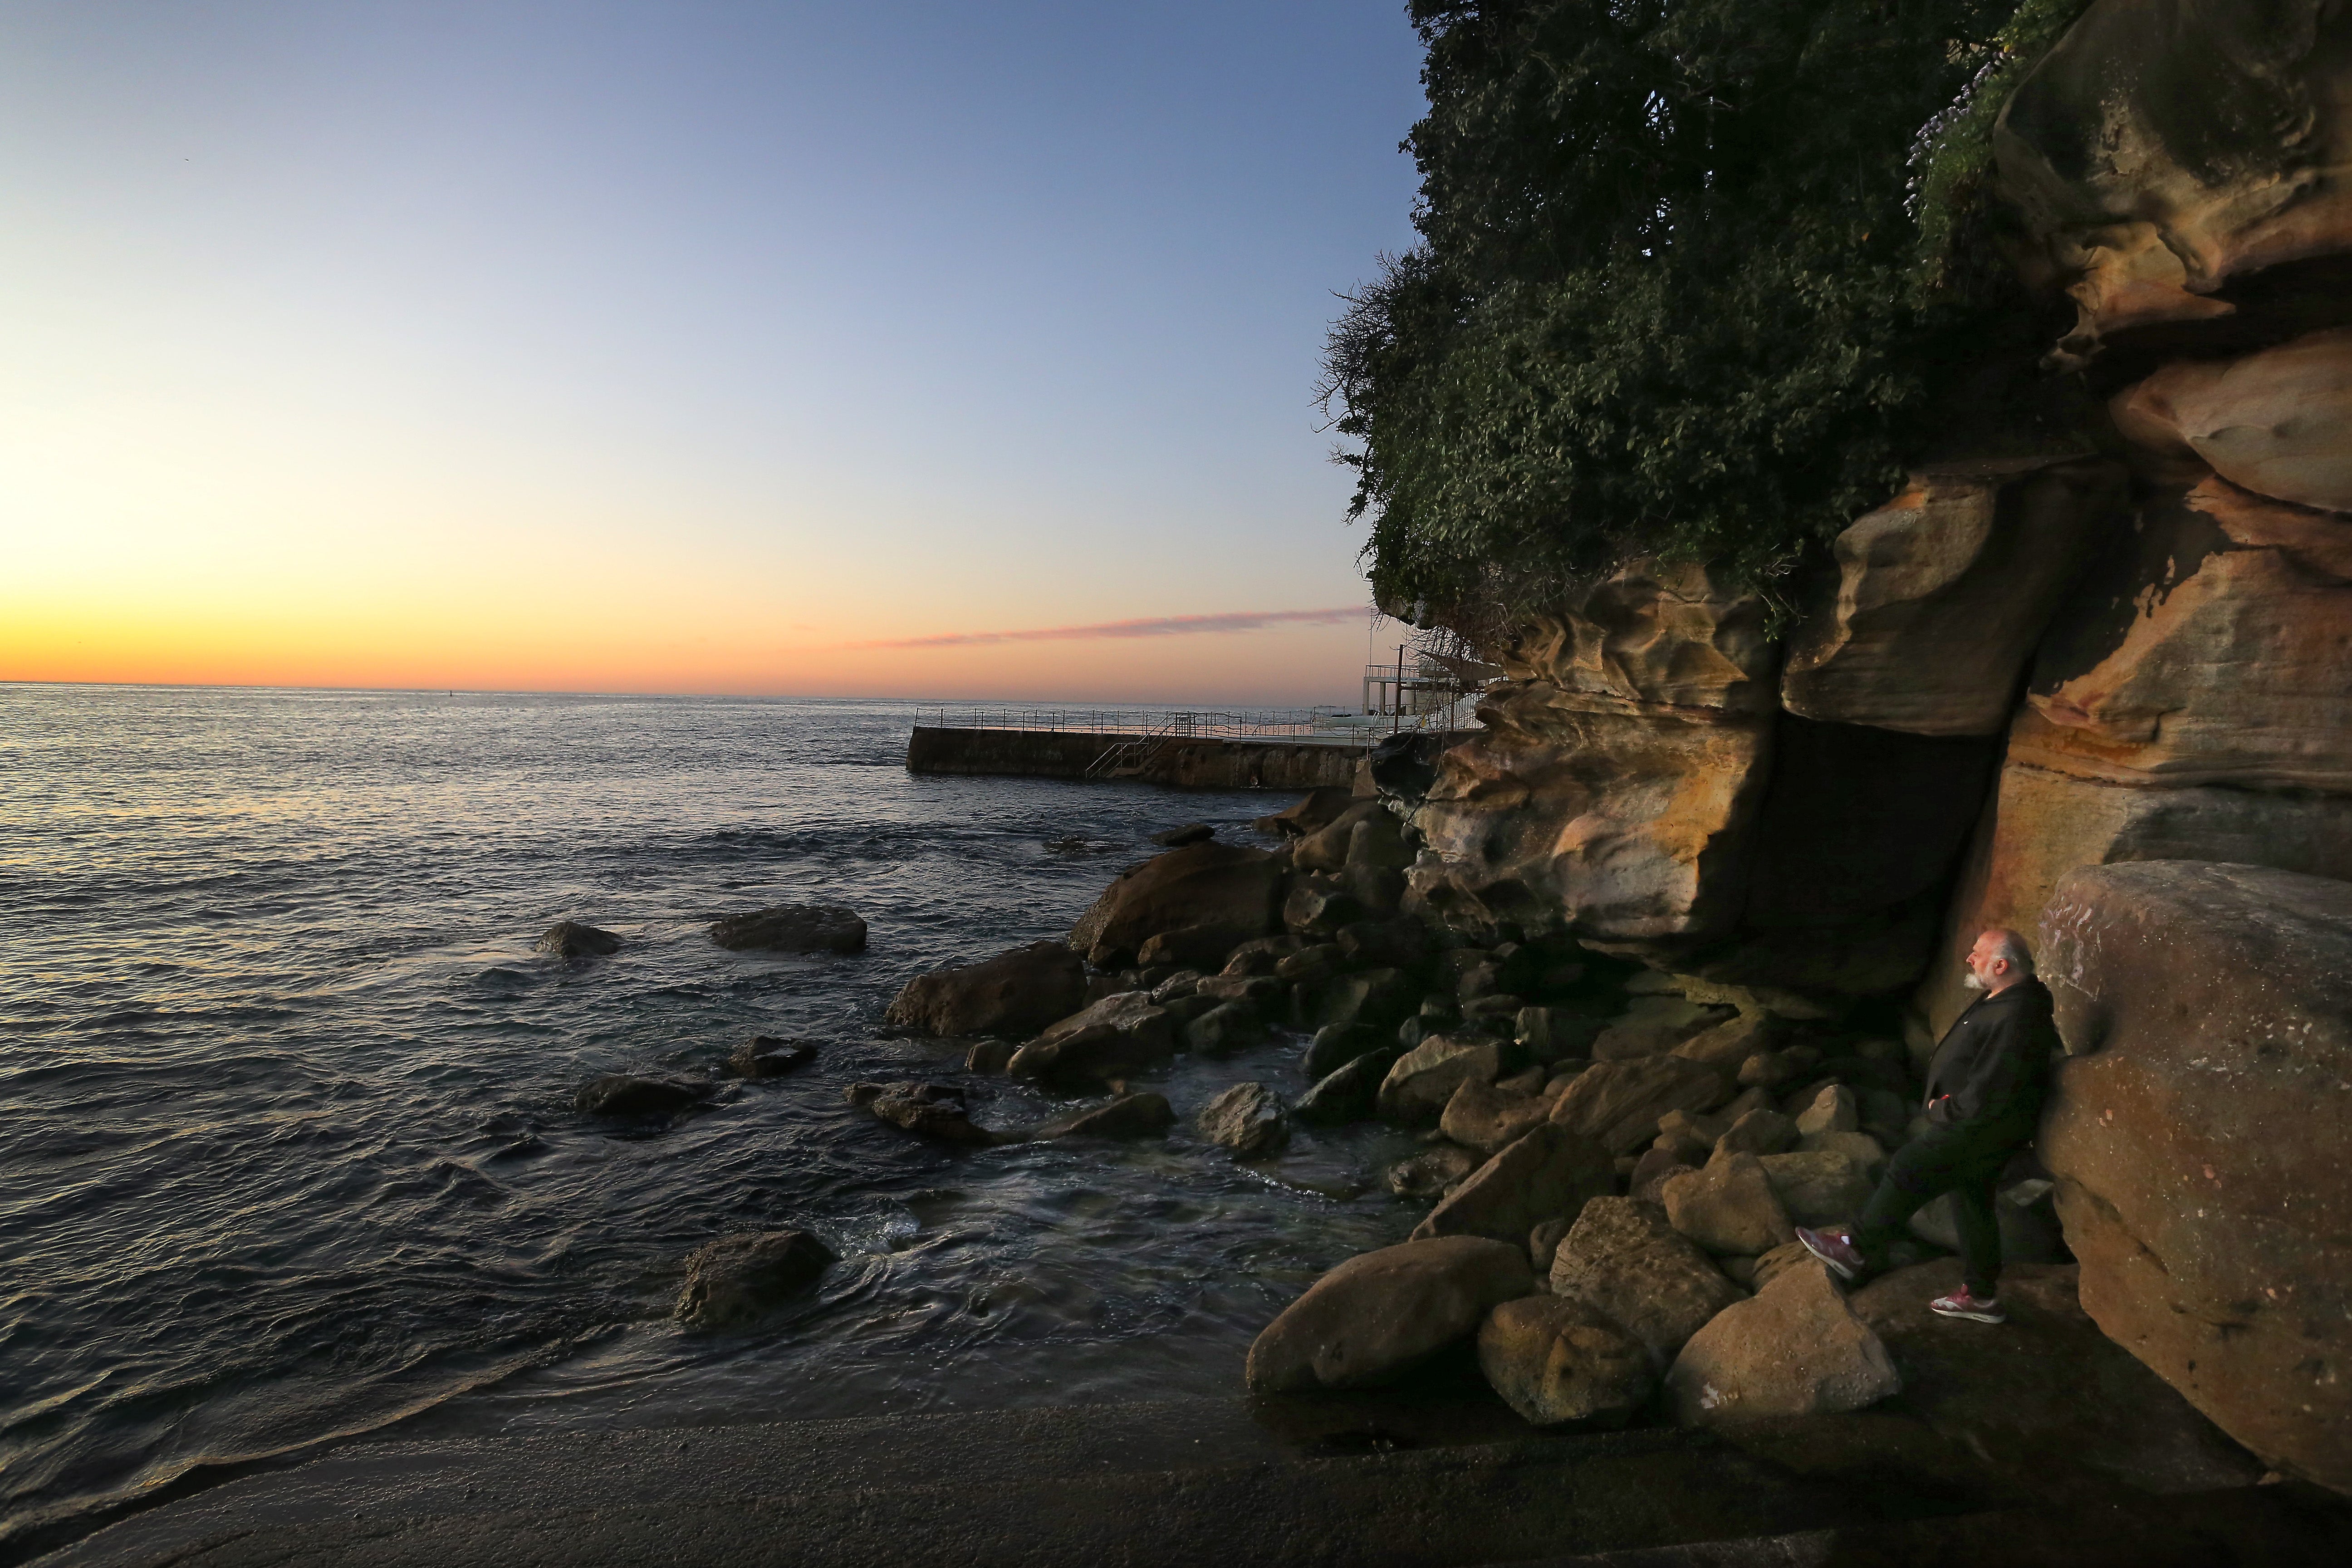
xmin=905 ymin=725 xmax=1367 ymax=790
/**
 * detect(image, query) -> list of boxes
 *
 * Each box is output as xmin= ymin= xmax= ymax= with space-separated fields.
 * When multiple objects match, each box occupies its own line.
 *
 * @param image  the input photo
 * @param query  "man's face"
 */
xmin=1961 ymin=935 xmax=2003 ymax=993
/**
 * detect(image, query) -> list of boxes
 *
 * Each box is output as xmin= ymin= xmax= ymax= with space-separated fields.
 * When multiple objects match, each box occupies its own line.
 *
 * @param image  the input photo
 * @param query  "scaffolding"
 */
xmin=1361 ymin=626 xmax=1501 ymax=732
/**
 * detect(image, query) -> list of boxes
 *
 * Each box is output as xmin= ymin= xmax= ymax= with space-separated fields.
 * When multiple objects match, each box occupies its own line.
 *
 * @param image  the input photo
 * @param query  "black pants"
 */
xmin=1852 ymin=1121 xmax=2027 ymax=1297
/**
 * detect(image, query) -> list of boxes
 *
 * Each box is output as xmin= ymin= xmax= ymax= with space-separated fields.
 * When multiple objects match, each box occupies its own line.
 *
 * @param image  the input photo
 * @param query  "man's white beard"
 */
xmin=1961 ymin=969 xmax=1988 ymax=993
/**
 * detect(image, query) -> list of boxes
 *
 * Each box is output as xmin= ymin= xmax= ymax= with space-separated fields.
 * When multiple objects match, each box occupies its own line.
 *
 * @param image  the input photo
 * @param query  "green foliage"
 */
xmin=1326 ymin=0 xmax=2080 ymax=622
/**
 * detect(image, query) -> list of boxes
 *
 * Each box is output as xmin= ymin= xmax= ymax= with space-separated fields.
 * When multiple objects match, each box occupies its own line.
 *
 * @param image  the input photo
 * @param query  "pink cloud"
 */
xmin=864 ymin=606 xmax=1366 ymax=649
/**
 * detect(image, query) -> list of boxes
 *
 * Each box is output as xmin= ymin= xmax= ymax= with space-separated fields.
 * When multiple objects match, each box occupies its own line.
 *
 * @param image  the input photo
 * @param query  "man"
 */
xmin=1797 ymin=928 xmax=2059 ymax=1323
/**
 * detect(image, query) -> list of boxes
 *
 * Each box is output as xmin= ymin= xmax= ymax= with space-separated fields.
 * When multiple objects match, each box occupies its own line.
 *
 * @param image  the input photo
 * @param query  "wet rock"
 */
xmin=1548 ymin=1055 xmax=1731 ymax=1156
xmin=1666 ymin=1258 xmax=1898 ymax=1426
xmin=1780 ymin=459 xmax=2127 ymax=736
xmin=1150 ymin=969 xmax=1205 ymax=1003
xmin=575 ymin=1074 xmax=709 ymax=1117
xmin=673 ymin=1230 xmax=836 ymax=1330
xmin=882 ymin=940 xmax=1086 ymax=1036
xmin=2037 ymin=860 xmax=2352 ymax=1494
xmin=1757 ymin=1150 xmax=1875 ymax=1228
xmin=1411 ymin=1124 xmax=1614 ymax=1246
xmin=710 ymin=903 xmax=867 ymax=954
xmin=1033 ymin=1092 xmax=1175 ymax=1141
xmin=1197 ymin=1081 xmax=1289 ymax=1156
xmin=1296 ymin=1046 xmax=1406 ymax=1127
xmin=1661 ymin=1150 xmax=1793 ymax=1258
xmin=1245 ymin=1235 xmax=1536 ymax=1393
xmin=1385 ymin=1142 xmax=1481 ymax=1198
xmin=536 ymin=920 xmax=621 ymax=958
xmin=726 ymin=1036 xmax=817 ymax=1078
xmin=1136 ymin=922 xmax=1255 ymax=971
xmin=1305 ymin=1022 xmax=1381 ymax=1080
xmin=857 ymin=1081 xmax=997 ymax=1145
xmin=1192 ymin=973 xmax=1285 ymax=1012
xmin=1549 ymin=1196 xmax=1748 ymax=1362
xmin=1069 ymin=841 xmax=1284 ymax=970
xmin=1315 ymin=967 xmax=1418 ymax=1034
xmin=1150 ymin=823 xmax=1215 ymax=848
xmin=1253 ymin=787 xmax=1356 ymax=839
xmin=1478 ymin=1294 xmax=1656 ymax=1428
xmin=1377 ymin=1035 xmax=1506 ymax=1125
xmin=1850 ymin=1260 xmax=2263 ymax=1499
xmin=1274 ymin=942 xmax=1346 ymax=984
xmin=1219 ymin=934 xmax=1306 ymax=977
xmin=1006 ymin=992 xmax=1177 ymax=1081
xmin=1438 ymin=1077 xmax=1550 ymax=1156
xmin=1183 ymin=1000 xmax=1261 ymax=1058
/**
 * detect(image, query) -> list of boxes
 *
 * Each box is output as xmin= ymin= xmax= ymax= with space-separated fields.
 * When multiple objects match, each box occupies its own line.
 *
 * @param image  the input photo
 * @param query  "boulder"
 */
xmin=1283 ymin=875 xmax=1364 ymax=936
xmin=1220 ymin=934 xmax=1306 ymax=976
xmin=1627 ymin=1145 xmax=1699 ymax=1204
xmin=1410 ymin=1124 xmax=1615 ymax=1246
xmin=1758 ymin=1150 xmax=1875 ymax=1228
xmin=1748 ymin=1240 xmax=1814 ymax=1294
xmin=536 ymin=920 xmax=621 ymax=957
xmin=1661 ymin=1150 xmax=1794 ymax=1258
xmin=1335 ymin=918 xmax=1431 ymax=971
xmin=1516 ymin=1005 xmax=1605 ymax=1063
xmin=1915 ymin=746 xmax=2352 ymax=1034
xmin=672 ymin=1230 xmax=836 ymax=1330
xmin=1591 ymin=997 xmax=1735 ymax=1061
xmin=1386 ymin=1142 xmax=1482 ymax=1198
xmin=726 ymin=1036 xmax=817 ymax=1078
xmin=1714 ymin=1107 xmax=1796 ymax=1157
xmin=575 ymin=1073 xmax=708 ymax=1117
xmin=1548 ymin=1055 xmax=1730 ymax=1155
xmin=709 ymin=904 xmax=867 ymax=954
xmin=1193 ymin=973 xmax=1285 ymax=1012
xmin=1196 ymin=1082 xmax=1289 ymax=1156
xmin=1182 ymin=1000 xmax=1261 ymax=1058
xmin=1295 ymin=800 xmax=1386 ymax=873
xmin=1477 ymin=1294 xmax=1656 ymax=1428
xmin=1793 ymin=1084 xmax=1857 ymax=1138
xmin=1549 ymin=1197 xmax=1748 ymax=1361
xmin=1253 ymin=787 xmax=1356 ymax=839
xmin=1908 ymin=1183 xmax=2067 ymax=1264
xmin=1136 ymin=922 xmax=1255 ymax=971
xmin=1313 ymin=967 xmax=1416 ymax=1033
xmin=1005 ymin=992 xmax=1176 ymax=1080
xmin=1377 ymin=1036 xmax=1506 ymax=1125
xmin=1068 ymin=841 xmax=1284 ymax=970
xmin=1665 ymin=1259 xmax=1899 ymax=1426
xmin=1244 ymin=1235 xmax=1536 ymax=1393
xmin=1851 ymin=1261 xmax=2264 ymax=1499
xmin=1274 ymin=943 xmax=1346 ymax=984
xmin=882 ymin=940 xmax=1087 ymax=1036
xmin=1295 ymin=1047 xmax=1405 ymax=1126
xmin=2036 ymin=860 xmax=2352 ymax=1494
xmin=1305 ymin=1022 xmax=1382 ymax=1080
xmin=1780 ymin=459 xmax=2126 ymax=735
xmin=1033 ymin=1092 xmax=1174 ymax=1141
xmin=1438 ymin=1077 xmax=1551 ymax=1156
xmin=1669 ymin=1011 xmax=1784 ymax=1072
xmin=1800 ymin=1130 xmax=1889 ymax=1182
xmin=858 ymin=1081 xmax=997 ymax=1145
xmin=1528 ymin=1217 xmax=1574 ymax=1275
xmin=1149 ymin=822 xmax=1215 ymax=848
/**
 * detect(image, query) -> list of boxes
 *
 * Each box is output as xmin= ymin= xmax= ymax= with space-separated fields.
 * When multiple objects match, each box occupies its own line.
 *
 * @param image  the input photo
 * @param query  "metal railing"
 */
xmin=914 ymin=706 xmax=1372 ymax=742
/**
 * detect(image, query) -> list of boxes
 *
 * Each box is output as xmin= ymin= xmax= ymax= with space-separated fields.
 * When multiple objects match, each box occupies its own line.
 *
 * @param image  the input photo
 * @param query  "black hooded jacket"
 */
xmin=1923 ymin=978 xmax=2060 ymax=1136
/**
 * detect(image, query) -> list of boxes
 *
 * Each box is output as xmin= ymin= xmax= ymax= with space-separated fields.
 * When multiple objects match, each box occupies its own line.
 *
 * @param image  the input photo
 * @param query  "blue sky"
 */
xmin=1 ymin=1 xmax=1428 ymax=700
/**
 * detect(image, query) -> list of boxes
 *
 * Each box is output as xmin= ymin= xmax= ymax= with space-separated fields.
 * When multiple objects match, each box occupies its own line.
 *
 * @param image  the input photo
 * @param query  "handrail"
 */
xmin=914 ymin=706 xmax=1365 ymax=742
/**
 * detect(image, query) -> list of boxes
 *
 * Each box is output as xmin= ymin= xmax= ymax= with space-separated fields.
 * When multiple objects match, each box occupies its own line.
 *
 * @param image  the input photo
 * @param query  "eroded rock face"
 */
xmin=1068 ymin=842 xmax=1284 ymax=970
xmin=1477 ymin=1294 xmax=1656 ymax=1428
xmin=2115 ymin=330 xmax=2352 ymax=512
xmin=2036 ymin=860 xmax=2352 ymax=1495
xmin=1665 ymin=1259 xmax=1899 ymax=1426
xmin=1782 ymin=459 xmax=2127 ymax=735
xmin=2022 ymin=475 xmax=2352 ymax=794
xmin=883 ymin=940 xmax=1088 ymax=1037
xmin=1995 ymin=0 xmax=2352 ymax=367
xmin=1244 ymin=1235 xmax=1535 ymax=1393
xmin=1409 ymin=1124 xmax=1614 ymax=1246
xmin=1492 ymin=559 xmax=1778 ymax=716
xmin=673 ymin=1230 xmax=836 ymax=1330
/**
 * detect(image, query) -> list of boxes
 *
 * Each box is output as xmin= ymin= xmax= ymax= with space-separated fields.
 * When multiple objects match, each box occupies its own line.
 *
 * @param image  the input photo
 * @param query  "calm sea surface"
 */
xmin=0 ymin=686 xmax=1417 ymax=1556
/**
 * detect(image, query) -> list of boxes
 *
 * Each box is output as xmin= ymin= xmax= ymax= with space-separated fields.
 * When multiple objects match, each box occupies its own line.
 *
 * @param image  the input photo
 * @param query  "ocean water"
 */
xmin=0 ymin=686 xmax=1420 ymax=1558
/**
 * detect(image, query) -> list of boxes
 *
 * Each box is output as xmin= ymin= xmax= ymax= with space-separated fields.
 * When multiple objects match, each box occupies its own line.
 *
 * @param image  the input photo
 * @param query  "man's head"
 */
xmin=1962 ymin=928 xmax=2034 ymax=995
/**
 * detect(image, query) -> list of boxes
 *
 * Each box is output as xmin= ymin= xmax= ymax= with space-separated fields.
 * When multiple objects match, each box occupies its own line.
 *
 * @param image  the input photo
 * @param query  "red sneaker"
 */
xmin=1929 ymin=1286 xmax=2006 ymax=1324
xmin=1795 ymin=1225 xmax=1865 ymax=1282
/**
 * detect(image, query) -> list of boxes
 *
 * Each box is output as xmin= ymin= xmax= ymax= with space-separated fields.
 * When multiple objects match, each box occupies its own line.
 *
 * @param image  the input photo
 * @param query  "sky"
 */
xmin=0 ymin=1 xmax=1427 ymax=704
